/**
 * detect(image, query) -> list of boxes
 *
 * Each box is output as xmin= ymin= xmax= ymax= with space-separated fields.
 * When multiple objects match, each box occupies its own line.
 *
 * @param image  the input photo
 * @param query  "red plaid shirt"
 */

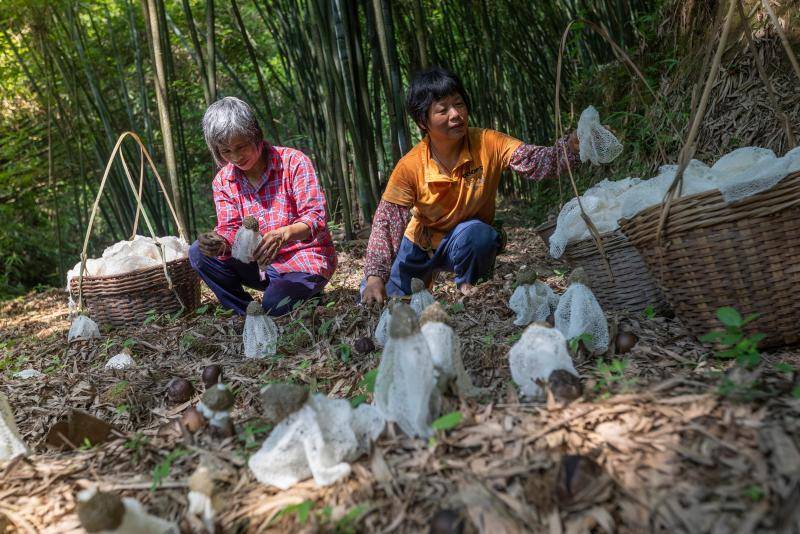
xmin=212 ymin=143 xmax=337 ymax=279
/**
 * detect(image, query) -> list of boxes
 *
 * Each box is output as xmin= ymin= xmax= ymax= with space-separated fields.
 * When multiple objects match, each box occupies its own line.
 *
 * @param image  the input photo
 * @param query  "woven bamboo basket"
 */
xmin=69 ymin=259 xmax=200 ymax=327
xmin=619 ymin=171 xmax=800 ymax=347
xmin=70 ymin=132 xmax=201 ymax=328
xmin=563 ymin=229 xmax=669 ymax=314
xmin=535 ymin=220 xmax=557 ymax=248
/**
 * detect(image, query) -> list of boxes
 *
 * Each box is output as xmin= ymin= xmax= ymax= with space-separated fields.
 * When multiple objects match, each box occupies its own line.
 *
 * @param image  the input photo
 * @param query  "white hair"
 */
xmin=202 ymin=96 xmax=264 ymax=167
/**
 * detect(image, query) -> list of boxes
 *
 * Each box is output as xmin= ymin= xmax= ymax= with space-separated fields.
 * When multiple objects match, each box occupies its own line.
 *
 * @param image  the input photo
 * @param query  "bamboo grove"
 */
xmin=0 ymin=0 xmax=655 ymax=293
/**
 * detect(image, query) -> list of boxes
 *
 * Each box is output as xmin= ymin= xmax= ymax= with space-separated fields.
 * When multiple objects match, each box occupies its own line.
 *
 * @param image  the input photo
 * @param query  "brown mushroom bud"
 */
xmin=388 ymin=303 xmax=420 ymax=339
xmin=615 ymin=332 xmax=638 ymax=354
xmin=554 ymin=454 xmax=605 ymax=506
xmin=181 ymin=407 xmax=206 ymax=433
xmin=548 ymin=369 xmax=583 ymax=402
xmin=246 ymin=300 xmax=264 ymax=316
xmin=209 ymin=417 xmax=235 ymax=438
xmin=77 ymin=490 xmax=125 ymax=532
xmin=166 ymin=378 xmax=194 ymax=404
xmin=201 ymin=384 xmax=234 ymax=411
xmin=201 ymin=364 xmax=223 ymax=389
xmin=242 ymin=216 xmax=259 ymax=231
xmin=567 ymin=267 xmax=590 ymax=287
xmin=419 ymin=302 xmax=453 ymax=327
xmin=429 ymin=509 xmax=464 ymax=534
xmin=546 ymin=313 xmax=555 ymax=327
xmin=410 ymin=278 xmax=426 ymax=294
xmin=354 ymin=337 xmax=375 ymax=354
xmin=515 ymin=267 xmax=539 ymax=286
xmin=260 ymin=383 xmax=309 ymax=424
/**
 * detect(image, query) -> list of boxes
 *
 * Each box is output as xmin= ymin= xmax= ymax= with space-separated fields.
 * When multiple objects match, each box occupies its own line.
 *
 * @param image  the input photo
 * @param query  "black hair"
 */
xmin=405 ymin=67 xmax=470 ymax=132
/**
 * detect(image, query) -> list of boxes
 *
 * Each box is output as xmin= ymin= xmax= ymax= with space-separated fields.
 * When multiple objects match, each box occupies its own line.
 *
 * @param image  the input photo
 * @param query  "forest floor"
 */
xmin=2 ymin=208 xmax=800 ymax=533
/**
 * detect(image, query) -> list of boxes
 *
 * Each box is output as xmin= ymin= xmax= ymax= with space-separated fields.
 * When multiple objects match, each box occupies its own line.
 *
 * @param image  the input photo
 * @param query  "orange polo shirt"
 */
xmin=382 ymin=127 xmax=522 ymax=251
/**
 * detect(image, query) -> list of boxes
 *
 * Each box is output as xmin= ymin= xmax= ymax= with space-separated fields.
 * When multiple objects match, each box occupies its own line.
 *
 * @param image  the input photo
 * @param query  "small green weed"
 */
xmin=124 ymin=432 xmax=149 ymax=463
xmin=150 ymin=448 xmax=189 ymax=490
xmin=238 ymin=421 xmax=272 ymax=452
xmin=273 ymin=499 xmax=314 ymax=525
xmin=699 ymin=307 xmax=763 ymax=369
xmin=594 ymin=357 xmax=634 ymax=397
xmin=428 ymin=411 xmax=463 ymax=447
xmin=568 ymin=332 xmax=594 ymax=353
xmin=350 ymin=368 xmax=378 ymax=407
xmin=643 ymin=305 xmax=656 ymax=319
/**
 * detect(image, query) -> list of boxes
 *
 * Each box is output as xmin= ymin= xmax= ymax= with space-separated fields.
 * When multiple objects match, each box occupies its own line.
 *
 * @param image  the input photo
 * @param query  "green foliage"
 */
xmin=238 ymin=421 xmax=272 ymax=453
xmin=350 ymin=368 xmax=378 ymax=408
xmin=568 ymin=333 xmax=594 ymax=353
xmin=273 ymin=500 xmax=314 ymax=525
xmin=150 ymin=448 xmax=189 ymax=491
xmin=594 ymin=358 xmax=634 ymax=396
xmin=699 ymin=308 xmax=763 ymax=369
xmin=431 ymin=411 xmax=463 ymax=431
xmin=643 ymin=305 xmax=656 ymax=319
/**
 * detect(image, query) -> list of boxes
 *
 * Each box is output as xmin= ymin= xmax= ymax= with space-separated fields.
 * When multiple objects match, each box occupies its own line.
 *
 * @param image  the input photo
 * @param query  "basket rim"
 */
xmin=68 ymin=256 xmax=192 ymax=289
xmin=619 ymin=170 xmax=800 ymax=243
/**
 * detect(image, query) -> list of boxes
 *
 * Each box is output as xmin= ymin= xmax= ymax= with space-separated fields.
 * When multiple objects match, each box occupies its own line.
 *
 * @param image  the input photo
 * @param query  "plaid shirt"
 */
xmin=212 ymin=144 xmax=337 ymax=279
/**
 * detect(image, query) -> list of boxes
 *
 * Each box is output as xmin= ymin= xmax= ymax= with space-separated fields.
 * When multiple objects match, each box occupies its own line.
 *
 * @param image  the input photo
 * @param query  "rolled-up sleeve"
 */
xmin=290 ymin=153 xmax=328 ymax=239
xmin=213 ymin=172 xmax=240 ymax=247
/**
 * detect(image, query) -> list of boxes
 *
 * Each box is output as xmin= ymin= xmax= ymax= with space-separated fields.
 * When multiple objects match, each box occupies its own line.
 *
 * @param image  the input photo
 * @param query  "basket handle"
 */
xmin=76 ymin=132 xmax=188 ymax=313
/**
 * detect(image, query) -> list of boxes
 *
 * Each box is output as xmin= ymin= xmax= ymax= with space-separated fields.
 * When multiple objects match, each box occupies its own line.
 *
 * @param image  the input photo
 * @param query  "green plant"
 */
xmin=699 ymin=307 xmax=763 ymax=369
xmin=643 ymin=305 xmax=656 ymax=319
xmin=272 ymin=499 xmax=314 ymax=525
xmin=195 ymin=304 xmax=210 ymax=315
xmin=744 ymin=485 xmax=765 ymax=502
xmin=108 ymin=380 xmax=130 ymax=400
xmin=350 ymin=368 xmax=378 ymax=407
xmin=428 ymin=411 xmax=463 ymax=447
xmin=150 ymin=448 xmax=189 ymax=491
xmin=143 ymin=309 xmax=161 ymax=326
xmin=238 ymin=421 xmax=272 ymax=452
xmin=568 ymin=333 xmax=594 ymax=353
xmin=594 ymin=358 xmax=634 ymax=396
xmin=123 ymin=432 xmax=149 ymax=463
xmin=213 ymin=306 xmax=234 ymax=318
xmin=338 ymin=344 xmax=351 ymax=364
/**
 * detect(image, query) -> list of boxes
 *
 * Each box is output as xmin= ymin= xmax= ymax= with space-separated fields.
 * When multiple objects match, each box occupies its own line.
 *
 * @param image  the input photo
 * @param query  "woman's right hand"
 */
xmin=362 ymin=275 xmax=387 ymax=306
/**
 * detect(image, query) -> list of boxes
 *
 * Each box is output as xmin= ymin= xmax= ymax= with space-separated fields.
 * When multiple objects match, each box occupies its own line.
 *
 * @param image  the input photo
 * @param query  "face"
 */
xmin=423 ymin=93 xmax=468 ymax=141
xmin=218 ymin=134 xmax=261 ymax=171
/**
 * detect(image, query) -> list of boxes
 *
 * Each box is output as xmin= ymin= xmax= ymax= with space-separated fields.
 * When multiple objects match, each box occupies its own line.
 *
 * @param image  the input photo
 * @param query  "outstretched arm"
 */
xmin=508 ymin=133 xmax=580 ymax=181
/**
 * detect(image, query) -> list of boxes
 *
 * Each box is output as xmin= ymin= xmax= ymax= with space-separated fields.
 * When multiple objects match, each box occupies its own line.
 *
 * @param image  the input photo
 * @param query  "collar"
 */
xmin=423 ymin=133 xmax=473 ymax=184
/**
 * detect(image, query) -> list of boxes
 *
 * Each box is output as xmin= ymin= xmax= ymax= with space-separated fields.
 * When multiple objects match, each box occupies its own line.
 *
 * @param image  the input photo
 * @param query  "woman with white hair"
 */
xmin=191 ymin=96 xmax=337 ymax=316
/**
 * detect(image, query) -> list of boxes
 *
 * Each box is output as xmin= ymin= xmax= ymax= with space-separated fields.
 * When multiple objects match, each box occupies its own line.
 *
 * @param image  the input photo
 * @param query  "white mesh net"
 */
xmin=0 ymin=392 xmax=27 ymax=460
xmin=248 ymin=394 xmax=384 ymax=490
xmin=508 ymin=281 xmax=560 ymax=326
xmin=243 ymin=313 xmax=278 ymax=358
xmin=577 ymin=106 xmax=623 ymax=165
xmin=713 ymin=147 xmax=800 ymax=203
xmin=554 ymin=283 xmax=609 ymax=352
xmin=105 ymin=351 xmax=135 ymax=370
xmin=420 ymin=321 xmax=483 ymax=398
xmin=231 ymin=226 xmax=262 ymax=264
xmin=68 ymin=314 xmax=101 ymax=342
xmin=374 ymin=306 xmax=391 ymax=348
xmin=410 ymin=288 xmax=435 ymax=316
xmin=508 ymin=325 xmax=577 ymax=398
xmin=374 ymin=306 xmax=437 ymax=438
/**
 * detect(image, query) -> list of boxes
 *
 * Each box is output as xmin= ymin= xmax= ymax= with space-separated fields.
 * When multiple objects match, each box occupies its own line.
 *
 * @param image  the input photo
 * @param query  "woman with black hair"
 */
xmin=361 ymin=67 xmax=580 ymax=305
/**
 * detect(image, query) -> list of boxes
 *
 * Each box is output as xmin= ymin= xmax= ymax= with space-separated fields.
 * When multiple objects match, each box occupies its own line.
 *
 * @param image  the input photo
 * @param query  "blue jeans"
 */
xmin=362 ymin=219 xmax=500 ymax=298
xmin=189 ymin=241 xmax=327 ymax=316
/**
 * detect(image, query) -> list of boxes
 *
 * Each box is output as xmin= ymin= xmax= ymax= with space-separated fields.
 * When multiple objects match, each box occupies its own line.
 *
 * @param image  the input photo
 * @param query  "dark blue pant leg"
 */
xmin=261 ymin=266 xmax=328 ymax=316
xmin=189 ymin=241 xmax=265 ymax=315
xmin=437 ymin=219 xmax=499 ymax=286
xmin=384 ymin=237 xmax=435 ymax=297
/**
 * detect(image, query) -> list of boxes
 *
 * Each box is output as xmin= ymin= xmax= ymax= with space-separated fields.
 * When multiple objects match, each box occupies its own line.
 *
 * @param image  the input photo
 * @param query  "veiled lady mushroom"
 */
xmin=198 ymin=384 xmax=235 ymax=438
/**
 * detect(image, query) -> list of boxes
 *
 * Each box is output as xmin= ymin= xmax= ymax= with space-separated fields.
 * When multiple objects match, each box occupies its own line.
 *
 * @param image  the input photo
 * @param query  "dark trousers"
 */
xmin=189 ymin=241 xmax=327 ymax=316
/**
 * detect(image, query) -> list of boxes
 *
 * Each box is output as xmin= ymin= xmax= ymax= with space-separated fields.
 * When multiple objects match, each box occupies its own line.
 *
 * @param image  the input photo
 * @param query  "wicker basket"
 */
xmin=535 ymin=220 xmax=557 ymax=248
xmin=70 ymin=258 xmax=200 ymax=327
xmin=619 ymin=171 xmax=800 ymax=347
xmin=563 ymin=229 xmax=669 ymax=314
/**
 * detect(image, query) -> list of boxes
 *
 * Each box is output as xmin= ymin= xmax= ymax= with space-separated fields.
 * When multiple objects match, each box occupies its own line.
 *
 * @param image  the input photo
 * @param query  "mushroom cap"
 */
xmin=201 ymin=384 xmax=234 ymax=411
xmin=77 ymin=490 xmax=125 ymax=532
xmin=246 ymin=300 xmax=264 ymax=316
xmin=388 ymin=303 xmax=420 ymax=338
xmin=353 ymin=337 xmax=376 ymax=354
xmin=567 ymin=267 xmax=590 ymax=287
xmin=201 ymin=364 xmax=223 ymax=389
xmin=242 ymin=216 xmax=259 ymax=231
xmin=419 ymin=302 xmax=453 ymax=327
xmin=410 ymin=278 xmax=426 ymax=294
xmin=516 ymin=267 xmax=539 ymax=286
xmin=166 ymin=378 xmax=195 ymax=404
xmin=548 ymin=369 xmax=583 ymax=402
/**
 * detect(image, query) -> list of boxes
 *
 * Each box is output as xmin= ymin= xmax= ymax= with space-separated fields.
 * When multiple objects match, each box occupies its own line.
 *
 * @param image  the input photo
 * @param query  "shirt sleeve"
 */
xmin=508 ymin=134 xmax=581 ymax=181
xmin=364 ymin=200 xmax=411 ymax=282
xmin=289 ymin=152 xmax=328 ymax=239
xmin=380 ymin=163 xmax=416 ymax=208
xmin=212 ymin=171 xmax=240 ymax=247
xmin=484 ymin=129 xmax=524 ymax=168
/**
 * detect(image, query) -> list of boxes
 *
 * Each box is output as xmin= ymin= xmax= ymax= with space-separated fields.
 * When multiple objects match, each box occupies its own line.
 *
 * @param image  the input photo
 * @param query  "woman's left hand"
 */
xmin=254 ymin=227 xmax=290 ymax=266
